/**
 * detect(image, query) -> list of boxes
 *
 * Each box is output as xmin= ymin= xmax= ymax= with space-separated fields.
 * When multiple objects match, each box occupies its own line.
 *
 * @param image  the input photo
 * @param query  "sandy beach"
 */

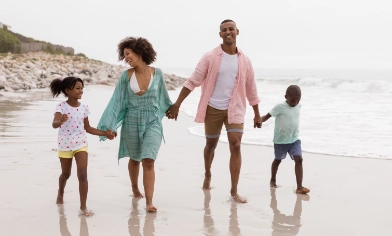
xmin=1 ymin=85 xmax=392 ymax=236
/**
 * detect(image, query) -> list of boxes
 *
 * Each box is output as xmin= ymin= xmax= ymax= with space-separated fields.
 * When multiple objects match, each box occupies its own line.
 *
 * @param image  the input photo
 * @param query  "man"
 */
xmin=166 ymin=19 xmax=261 ymax=203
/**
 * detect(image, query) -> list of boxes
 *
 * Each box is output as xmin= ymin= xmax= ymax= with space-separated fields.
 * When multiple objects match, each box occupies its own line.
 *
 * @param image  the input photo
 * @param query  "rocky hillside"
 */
xmin=0 ymin=52 xmax=185 ymax=94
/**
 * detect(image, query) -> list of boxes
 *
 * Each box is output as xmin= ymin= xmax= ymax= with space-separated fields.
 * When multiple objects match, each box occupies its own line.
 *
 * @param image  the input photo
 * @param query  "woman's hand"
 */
xmin=166 ymin=104 xmax=180 ymax=120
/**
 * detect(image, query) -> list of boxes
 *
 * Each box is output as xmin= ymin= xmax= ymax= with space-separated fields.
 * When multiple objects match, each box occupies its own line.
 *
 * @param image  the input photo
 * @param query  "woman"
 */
xmin=98 ymin=37 xmax=172 ymax=212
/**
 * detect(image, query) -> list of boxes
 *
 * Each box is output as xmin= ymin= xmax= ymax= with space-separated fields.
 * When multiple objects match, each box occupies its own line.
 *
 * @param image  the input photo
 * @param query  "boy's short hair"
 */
xmin=286 ymin=85 xmax=301 ymax=96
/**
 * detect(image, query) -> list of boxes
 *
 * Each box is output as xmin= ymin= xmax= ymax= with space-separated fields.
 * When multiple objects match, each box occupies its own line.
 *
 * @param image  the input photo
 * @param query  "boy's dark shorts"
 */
xmin=274 ymin=139 xmax=302 ymax=160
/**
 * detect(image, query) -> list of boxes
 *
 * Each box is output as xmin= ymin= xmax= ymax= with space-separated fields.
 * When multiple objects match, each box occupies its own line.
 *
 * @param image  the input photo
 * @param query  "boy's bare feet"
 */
xmin=132 ymin=187 xmax=144 ymax=198
xmin=146 ymin=204 xmax=157 ymax=213
xmin=202 ymin=176 xmax=211 ymax=190
xmin=270 ymin=180 xmax=278 ymax=188
xmin=79 ymin=208 xmax=94 ymax=216
xmin=56 ymin=190 xmax=64 ymax=204
xmin=296 ymin=187 xmax=310 ymax=194
xmin=231 ymin=193 xmax=248 ymax=203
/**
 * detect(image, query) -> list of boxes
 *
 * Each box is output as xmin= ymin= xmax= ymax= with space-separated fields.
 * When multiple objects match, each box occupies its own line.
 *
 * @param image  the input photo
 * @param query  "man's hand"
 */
xmin=166 ymin=103 xmax=180 ymax=121
xmin=254 ymin=115 xmax=262 ymax=128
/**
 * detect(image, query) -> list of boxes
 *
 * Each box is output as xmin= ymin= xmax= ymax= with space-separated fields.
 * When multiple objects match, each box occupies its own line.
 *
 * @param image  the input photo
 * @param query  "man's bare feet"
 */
xmin=270 ymin=180 xmax=278 ymax=188
xmin=202 ymin=176 xmax=211 ymax=190
xmin=56 ymin=190 xmax=64 ymax=204
xmin=132 ymin=188 xmax=144 ymax=198
xmin=79 ymin=208 xmax=94 ymax=216
xmin=231 ymin=193 xmax=248 ymax=203
xmin=146 ymin=204 xmax=157 ymax=213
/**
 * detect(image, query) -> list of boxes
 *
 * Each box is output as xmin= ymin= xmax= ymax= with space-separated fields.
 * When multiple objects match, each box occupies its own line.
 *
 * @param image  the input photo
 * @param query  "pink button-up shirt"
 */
xmin=184 ymin=45 xmax=260 ymax=124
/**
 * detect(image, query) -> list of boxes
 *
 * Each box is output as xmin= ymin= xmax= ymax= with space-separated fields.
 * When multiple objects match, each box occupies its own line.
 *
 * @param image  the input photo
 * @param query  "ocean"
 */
xmin=163 ymin=68 xmax=392 ymax=160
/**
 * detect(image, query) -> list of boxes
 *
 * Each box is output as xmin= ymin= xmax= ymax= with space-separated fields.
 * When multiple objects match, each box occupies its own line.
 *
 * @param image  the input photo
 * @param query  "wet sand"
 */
xmin=1 ymin=85 xmax=392 ymax=235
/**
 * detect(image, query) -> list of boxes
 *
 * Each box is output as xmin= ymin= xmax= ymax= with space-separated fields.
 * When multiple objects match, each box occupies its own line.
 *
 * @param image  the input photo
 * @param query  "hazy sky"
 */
xmin=1 ymin=0 xmax=391 ymax=69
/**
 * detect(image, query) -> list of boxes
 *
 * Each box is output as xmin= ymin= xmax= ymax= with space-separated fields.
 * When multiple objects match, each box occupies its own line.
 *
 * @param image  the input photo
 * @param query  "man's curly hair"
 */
xmin=117 ymin=37 xmax=157 ymax=65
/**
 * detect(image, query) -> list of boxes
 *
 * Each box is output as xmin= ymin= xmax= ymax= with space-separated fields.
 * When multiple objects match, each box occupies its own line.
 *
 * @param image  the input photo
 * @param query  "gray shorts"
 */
xmin=274 ymin=139 xmax=302 ymax=160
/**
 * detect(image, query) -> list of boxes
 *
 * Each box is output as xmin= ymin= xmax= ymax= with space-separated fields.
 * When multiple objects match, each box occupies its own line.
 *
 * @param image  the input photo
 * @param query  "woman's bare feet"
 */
xmin=79 ymin=208 xmax=94 ymax=216
xmin=56 ymin=190 xmax=64 ymax=204
xmin=132 ymin=187 xmax=144 ymax=198
xmin=202 ymin=176 xmax=212 ymax=190
xmin=146 ymin=204 xmax=157 ymax=213
xmin=231 ymin=193 xmax=248 ymax=203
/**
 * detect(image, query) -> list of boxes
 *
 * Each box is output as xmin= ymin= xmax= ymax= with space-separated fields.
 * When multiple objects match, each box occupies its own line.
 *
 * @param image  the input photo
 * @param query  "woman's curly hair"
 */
xmin=117 ymin=37 xmax=157 ymax=65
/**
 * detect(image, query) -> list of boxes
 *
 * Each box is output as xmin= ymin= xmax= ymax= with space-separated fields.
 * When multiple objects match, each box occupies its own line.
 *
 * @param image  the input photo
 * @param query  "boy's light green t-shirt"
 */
xmin=269 ymin=101 xmax=301 ymax=144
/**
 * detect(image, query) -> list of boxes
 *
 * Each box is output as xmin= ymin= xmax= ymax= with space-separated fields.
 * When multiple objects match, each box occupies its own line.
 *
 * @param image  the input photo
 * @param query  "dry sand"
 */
xmin=0 ymin=85 xmax=392 ymax=235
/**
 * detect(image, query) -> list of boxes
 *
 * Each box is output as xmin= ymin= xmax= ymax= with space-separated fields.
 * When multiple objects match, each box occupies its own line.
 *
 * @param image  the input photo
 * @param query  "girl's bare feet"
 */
xmin=202 ymin=176 xmax=212 ymax=190
xmin=146 ymin=204 xmax=157 ymax=213
xmin=79 ymin=208 xmax=94 ymax=216
xmin=56 ymin=190 xmax=64 ymax=204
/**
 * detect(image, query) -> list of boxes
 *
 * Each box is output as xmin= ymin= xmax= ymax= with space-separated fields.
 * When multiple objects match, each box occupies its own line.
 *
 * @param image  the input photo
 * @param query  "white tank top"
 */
xmin=130 ymin=71 xmax=153 ymax=93
xmin=208 ymin=51 xmax=238 ymax=110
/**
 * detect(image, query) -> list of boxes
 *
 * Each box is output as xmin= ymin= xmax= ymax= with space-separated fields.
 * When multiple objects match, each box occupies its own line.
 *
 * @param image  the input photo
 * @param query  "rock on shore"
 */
xmin=0 ymin=52 xmax=185 ymax=94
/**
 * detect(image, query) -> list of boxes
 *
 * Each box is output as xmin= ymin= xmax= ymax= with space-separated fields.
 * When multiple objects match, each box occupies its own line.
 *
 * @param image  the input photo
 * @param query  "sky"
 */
xmin=1 ymin=0 xmax=391 ymax=69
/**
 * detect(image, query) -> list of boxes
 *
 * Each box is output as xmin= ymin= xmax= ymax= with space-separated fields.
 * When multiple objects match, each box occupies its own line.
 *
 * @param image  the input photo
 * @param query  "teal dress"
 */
xmin=97 ymin=68 xmax=173 ymax=161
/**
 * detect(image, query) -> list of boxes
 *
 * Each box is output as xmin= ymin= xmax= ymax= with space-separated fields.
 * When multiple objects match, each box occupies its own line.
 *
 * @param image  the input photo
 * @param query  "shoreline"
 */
xmin=0 ymin=85 xmax=389 ymax=161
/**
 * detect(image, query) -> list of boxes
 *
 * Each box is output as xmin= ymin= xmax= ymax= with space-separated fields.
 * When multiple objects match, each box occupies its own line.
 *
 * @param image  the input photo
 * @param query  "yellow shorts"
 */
xmin=58 ymin=146 xmax=88 ymax=159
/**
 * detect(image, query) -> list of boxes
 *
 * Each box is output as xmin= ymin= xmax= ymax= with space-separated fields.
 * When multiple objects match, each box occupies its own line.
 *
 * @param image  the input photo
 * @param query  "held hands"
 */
xmin=105 ymin=129 xmax=117 ymax=140
xmin=165 ymin=103 xmax=180 ymax=120
xmin=254 ymin=115 xmax=262 ymax=128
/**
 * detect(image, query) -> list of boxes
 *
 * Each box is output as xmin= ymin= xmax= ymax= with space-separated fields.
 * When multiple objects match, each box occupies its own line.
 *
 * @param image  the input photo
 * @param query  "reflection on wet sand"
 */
xmin=79 ymin=217 xmax=90 ymax=236
xmin=203 ymin=190 xmax=215 ymax=235
xmin=270 ymin=188 xmax=309 ymax=236
xmin=128 ymin=198 xmax=156 ymax=236
xmin=58 ymin=205 xmax=90 ymax=236
xmin=0 ymin=101 xmax=27 ymax=137
xmin=229 ymin=201 xmax=240 ymax=236
xmin=143 ymin=211 xmax=156 ymax=236
xmin=58 ymin=206 xmax=71 ymax=236
xmin=128 ymin=198 xmax=142 ymax=236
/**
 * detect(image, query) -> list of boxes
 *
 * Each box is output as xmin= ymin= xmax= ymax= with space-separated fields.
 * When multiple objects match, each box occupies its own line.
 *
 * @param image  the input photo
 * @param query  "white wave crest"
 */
xmin=259 ymin=77 xmax=392 ymax=94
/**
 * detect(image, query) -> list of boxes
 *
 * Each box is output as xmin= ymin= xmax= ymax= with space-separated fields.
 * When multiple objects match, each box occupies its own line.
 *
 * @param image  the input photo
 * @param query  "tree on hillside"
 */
xmin=0 ymin=29 xmax=21 ymax=53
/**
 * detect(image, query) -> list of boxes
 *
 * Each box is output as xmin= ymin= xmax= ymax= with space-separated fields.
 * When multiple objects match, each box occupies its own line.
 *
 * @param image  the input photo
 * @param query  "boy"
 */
xmin=261 ymin=85 xmax=309 ymax=194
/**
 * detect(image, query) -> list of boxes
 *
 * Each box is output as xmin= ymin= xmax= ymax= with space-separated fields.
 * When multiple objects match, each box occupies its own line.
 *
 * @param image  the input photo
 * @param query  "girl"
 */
xmin=50 ymin=76 xmax=113 ymax=216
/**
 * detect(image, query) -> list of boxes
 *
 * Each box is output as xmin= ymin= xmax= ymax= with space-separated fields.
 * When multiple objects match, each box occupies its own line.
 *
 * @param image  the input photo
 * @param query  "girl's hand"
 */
xmin=52 ymin=112 xmax=69 ymax=129
xmin=105 ymin=133 xmax=114 ymax=140
xmin=106 ymin=129 xmax=117 ymax=139
xmin=60 ymin=114 xmax=68 ymax=124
